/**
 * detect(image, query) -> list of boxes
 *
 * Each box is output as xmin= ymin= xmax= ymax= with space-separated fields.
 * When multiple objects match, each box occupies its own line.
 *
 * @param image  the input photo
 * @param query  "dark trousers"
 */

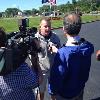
xmin=55 ymin=90 xmax=84 ymax=100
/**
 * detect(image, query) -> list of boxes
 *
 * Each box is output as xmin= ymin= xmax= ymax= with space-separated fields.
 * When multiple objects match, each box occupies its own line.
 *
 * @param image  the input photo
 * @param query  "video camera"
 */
xmin=0 ymin=18 xmax=41 ymax=76
xmin=5 ymin=18 xmax=41 ymax=70
xmin=18 ymin=18 xmax=37 ymax=35
xmin=7 ymin=18 xmax=40 ymax=54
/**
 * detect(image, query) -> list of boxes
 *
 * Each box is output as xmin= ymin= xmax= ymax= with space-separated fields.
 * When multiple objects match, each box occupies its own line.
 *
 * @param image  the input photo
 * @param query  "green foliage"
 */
xmin=32 ymin=8 xmax=39 ymax=15
xmin=39 ymin=5 xmax=50 ymax=13
xmin=23 ymin=10 xmax=32 ymax=16
xmin=1 ymin=0 xmax=100 ymax=17
xmin=72 ymin=0 xmax=77 ymax=5
xmin=5 ymin=8 xmax=20 ymax=17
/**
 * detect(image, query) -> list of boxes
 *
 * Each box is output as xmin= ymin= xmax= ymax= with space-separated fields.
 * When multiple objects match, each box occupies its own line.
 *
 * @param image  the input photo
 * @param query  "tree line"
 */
xmin=0 ymin=0 xmax=100 ymax=17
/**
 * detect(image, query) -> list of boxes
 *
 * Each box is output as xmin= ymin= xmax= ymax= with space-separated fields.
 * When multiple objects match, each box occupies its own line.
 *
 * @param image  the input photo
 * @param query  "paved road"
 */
xmin=44 ymin=21 xmax=100 ymax=100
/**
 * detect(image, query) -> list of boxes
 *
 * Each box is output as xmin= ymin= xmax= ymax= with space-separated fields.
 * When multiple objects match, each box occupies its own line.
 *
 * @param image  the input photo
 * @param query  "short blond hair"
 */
xmin=40 ymin=17 xmax=51 ymax=23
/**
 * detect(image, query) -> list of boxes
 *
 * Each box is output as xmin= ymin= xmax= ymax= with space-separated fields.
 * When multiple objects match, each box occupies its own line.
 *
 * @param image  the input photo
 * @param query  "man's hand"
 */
xmin=48 ymin=45 xmax=58 ymax=54
xmin=51 ymin=46 xmax=58 ymax=53
xmin=48 ymin=41 xmax=58 ymax=54
xmin=96 ymin=50 xmax=100 ymax=61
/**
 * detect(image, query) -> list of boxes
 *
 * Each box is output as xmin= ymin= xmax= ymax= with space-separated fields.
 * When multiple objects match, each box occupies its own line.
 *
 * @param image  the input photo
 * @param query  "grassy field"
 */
xmin=0 ymin=15 xmax=100 ymax=33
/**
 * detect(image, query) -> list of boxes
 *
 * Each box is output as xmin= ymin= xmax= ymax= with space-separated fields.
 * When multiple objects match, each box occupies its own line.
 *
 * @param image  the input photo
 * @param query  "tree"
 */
xmin=72 ymin=0 xmax=77 ymax=5
xmin=32 ymin=8 xmax=39 ymax=15
xmin=5 ymin=8 xmax=20 ymax=17
xmin=23 ymin=10 xmax=32 ymax=16
xmin=39 ymin=5 xmax=50 ymax=14
xmin=0 ymin=12 xmax=2 ymax=17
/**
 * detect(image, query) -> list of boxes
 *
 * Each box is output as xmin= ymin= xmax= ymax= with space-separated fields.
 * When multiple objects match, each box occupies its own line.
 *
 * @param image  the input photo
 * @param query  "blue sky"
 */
xmin=0 ymin=0 xmax=72 ymax=12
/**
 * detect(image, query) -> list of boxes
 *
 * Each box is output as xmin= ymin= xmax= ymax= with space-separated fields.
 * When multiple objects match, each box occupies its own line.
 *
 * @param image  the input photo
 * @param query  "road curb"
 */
xmin=52 ymin=20 xmax=100 ymax=30
xmin=82 ymin=20 xmax=100 ymax=24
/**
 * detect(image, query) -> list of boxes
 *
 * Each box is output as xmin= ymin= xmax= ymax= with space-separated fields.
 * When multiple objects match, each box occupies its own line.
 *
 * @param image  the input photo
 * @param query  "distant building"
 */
xmin=42 ymin=11 xmax=62 ymax=17
xmin=18 ymin=11 xmax=22 ymax=16
xmin=18 ymin=11 xmax=23 ymax=17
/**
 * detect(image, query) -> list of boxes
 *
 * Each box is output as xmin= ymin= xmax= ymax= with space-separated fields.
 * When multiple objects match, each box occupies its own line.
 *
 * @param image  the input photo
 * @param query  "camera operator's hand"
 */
xmin=96 ymin=50 xmax=100 ymax=61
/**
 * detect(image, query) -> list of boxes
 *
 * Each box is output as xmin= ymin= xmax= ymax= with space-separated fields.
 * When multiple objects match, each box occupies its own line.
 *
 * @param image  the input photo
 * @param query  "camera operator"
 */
xmin=0 ymin=27 xmax=40 ymax=100
xmin=35 ymin=17 xmax=61 ymax=100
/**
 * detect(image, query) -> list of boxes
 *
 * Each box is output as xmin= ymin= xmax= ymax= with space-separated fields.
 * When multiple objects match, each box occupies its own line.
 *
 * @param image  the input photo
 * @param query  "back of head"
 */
xmin=63 ymin=12 xmax=82 ymax=35
xmin=0 ymin=27 xmax=6 ymax=47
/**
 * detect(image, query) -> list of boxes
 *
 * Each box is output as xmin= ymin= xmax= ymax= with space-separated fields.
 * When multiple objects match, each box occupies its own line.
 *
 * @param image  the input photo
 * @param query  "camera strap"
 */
xmin=27 ymin=54 xmax=33 ymax=66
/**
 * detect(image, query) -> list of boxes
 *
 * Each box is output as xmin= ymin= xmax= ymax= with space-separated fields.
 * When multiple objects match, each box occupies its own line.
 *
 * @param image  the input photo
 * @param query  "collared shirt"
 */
xmin=66 ymin=35 xmax=81 ymax=46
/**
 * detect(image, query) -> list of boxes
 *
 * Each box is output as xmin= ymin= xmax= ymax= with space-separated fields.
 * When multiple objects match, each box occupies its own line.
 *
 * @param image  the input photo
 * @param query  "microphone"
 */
xmin=47 ymin=40 xmax=58 ymax=53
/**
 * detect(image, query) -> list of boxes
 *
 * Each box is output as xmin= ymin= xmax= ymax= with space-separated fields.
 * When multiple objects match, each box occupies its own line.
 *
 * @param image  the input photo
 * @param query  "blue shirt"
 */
xmin=49 ymin=38 xmax=94 ymax=98
xmin=0 ymin=63 xmax=38 ymax=100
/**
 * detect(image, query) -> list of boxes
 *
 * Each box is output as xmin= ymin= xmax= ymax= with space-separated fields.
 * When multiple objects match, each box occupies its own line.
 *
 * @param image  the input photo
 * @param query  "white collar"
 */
xmin=66 ymin=35 xmax=81 ymax=46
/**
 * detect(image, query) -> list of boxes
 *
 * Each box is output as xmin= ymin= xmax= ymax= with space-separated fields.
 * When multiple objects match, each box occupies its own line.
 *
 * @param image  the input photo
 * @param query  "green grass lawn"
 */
xmin=82 ymin=15 xmax=100 ymax=23
xmin=0 ymin=15 xmax=100 ymax=33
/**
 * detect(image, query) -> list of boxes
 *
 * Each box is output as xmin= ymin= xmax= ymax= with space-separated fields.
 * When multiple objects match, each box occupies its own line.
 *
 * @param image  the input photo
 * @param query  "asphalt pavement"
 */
xmin=44 ymin=21 xmax=100 ymax=100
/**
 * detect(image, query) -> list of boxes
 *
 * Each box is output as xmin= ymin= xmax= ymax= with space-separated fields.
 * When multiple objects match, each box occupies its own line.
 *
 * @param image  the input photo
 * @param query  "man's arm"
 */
xmin=49 ymin=49 xmax=67 ymax=95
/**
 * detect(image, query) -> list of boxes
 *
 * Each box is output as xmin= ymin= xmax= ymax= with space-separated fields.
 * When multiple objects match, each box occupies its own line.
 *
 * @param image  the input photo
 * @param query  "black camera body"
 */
xmin=5 ymin=18 xmax=40 ymax=71
xmin=18 ymin=18 xmax=29 ymax=34
xmin=18 ymin=18 xmax=29 ymax=28
xmin=7 ymin=18 xmax=40 ymax=54
xmin=0 ymin=18 xmax=41 ymax=76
